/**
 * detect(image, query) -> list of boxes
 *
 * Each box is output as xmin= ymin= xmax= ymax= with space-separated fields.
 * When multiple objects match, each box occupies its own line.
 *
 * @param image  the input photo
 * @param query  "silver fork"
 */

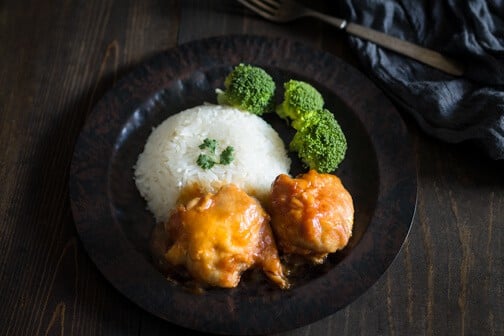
xmin=237 ymin=0 xmax=464 ymax=76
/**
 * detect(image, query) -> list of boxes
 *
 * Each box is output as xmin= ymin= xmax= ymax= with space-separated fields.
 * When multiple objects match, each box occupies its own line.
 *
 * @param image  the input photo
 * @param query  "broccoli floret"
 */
xmin=217 ymin=63 xmax=275 ymax=115
xmin=290 ymin=109 xmax=347 ymax=173
xmin=276 ymin=80 xmax=324 ymax=130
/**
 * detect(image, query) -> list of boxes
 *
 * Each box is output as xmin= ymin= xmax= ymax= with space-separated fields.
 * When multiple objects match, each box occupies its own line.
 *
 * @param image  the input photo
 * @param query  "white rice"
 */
xmin=134 ymin=104 xmax=291 ymax=223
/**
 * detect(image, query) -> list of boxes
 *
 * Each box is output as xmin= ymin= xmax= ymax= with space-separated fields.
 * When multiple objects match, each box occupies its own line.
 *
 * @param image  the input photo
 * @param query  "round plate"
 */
xmin=70 ymin=35 xmax=417 ymax=335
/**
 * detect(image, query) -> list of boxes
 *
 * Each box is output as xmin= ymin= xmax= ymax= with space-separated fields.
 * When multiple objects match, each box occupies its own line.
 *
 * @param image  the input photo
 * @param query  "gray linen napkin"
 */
xmin=338 ymin=0 xmax=504 ymax=159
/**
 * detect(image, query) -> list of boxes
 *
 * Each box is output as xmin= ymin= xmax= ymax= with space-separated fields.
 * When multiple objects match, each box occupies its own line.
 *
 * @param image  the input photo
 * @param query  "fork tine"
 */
xmin=248 ymin=0 xmax=277 ymax=13
xmin=260 ymin=0 xmax=281 ymax=8
xmin=236 ymin=0 xmax=276 ymax=18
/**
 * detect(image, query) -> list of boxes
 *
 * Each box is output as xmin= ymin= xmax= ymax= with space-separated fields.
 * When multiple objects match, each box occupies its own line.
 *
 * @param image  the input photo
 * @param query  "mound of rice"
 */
xmin=134 ymin=104 xmax=291 ymax=223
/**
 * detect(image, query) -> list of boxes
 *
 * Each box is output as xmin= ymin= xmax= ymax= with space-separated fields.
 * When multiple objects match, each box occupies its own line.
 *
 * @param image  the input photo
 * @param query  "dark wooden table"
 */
xmin=1 ymin=1 xmax=503 ymax=335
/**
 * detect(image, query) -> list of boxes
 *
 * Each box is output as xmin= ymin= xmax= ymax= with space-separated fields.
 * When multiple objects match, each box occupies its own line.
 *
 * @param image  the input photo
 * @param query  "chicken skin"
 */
xmin=164 ymin=184 xmax=288 ymax=289
xmin=270 ymin=170 xmax=354 ymax=263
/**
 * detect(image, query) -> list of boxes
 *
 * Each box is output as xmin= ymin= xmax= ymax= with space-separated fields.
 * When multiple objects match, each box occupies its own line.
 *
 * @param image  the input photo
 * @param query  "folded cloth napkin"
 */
xmin=337 ymin=0 xmax=504 ymax=159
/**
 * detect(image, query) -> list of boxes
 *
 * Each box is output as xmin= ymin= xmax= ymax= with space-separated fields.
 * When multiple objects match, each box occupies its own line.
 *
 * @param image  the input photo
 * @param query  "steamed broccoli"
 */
xmin=289 ymin=109 xmax=347 ymax=173
xmin=276 ymin=80 xmax=324 ymax=130
xmin=217 ymin=63 xmax=276 ymax=115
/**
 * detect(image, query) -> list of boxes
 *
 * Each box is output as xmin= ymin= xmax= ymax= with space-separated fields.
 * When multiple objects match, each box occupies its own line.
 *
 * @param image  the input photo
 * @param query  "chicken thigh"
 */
xmin=270 ymin=170 xmax=354 ymax=263
xmin=164 ymin=184 xmax=288 ymax=289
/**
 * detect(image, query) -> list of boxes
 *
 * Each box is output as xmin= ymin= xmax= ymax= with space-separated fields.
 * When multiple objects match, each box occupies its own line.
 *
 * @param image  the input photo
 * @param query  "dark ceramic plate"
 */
xmin=70 ymin=35 xmax=417 ymax=335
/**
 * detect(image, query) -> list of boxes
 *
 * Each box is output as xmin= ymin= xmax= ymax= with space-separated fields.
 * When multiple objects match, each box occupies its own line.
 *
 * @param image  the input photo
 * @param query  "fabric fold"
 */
xmin=337 ymin=0 xmax=504 ymax=159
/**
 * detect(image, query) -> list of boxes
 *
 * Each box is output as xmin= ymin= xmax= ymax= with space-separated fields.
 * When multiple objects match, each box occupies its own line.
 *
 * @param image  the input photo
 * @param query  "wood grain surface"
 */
xmin=0 ymin=0 xmax=502 ymax=335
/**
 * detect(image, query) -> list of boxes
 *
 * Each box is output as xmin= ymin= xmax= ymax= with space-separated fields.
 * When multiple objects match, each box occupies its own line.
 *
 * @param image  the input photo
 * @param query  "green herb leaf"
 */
xmin=197 ymin=154 xmax=216 ymax=170
xmin=199 ymin=138 xmax=217 ymax=154
xmin=219 ymin=146 xmax=235 ymax=165
xmin=196 ymin=139 xmax=235 ymax=169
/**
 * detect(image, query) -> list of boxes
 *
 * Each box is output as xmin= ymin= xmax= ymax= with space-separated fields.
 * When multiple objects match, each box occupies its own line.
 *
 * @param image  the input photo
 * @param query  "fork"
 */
xmin=237 ymin=0 xmax=464 ymax=76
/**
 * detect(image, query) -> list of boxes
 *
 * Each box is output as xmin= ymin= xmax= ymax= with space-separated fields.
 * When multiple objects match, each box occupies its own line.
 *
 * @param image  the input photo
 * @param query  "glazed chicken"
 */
xmin=270 ymin=170 xmax=354 ymax=263
xmin=164 ymin=184 xmax=288 ymax=289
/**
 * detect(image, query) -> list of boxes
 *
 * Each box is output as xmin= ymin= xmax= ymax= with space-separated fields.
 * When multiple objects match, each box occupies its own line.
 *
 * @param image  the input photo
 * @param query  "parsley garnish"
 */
xmin=197 ymin=154 xmax=216 ymax=169
xmin=219 ymin=146 xmax=234 ymax=165
xmin=198 ymin=138 xmax=217 ymax=154
xmin=196 ymin=138 xmax=235 ymax=170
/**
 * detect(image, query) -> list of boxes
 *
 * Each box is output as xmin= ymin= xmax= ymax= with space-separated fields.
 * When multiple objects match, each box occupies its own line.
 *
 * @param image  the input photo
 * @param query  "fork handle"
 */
xmin=311 ymin=13 xmax=464 ymax=76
